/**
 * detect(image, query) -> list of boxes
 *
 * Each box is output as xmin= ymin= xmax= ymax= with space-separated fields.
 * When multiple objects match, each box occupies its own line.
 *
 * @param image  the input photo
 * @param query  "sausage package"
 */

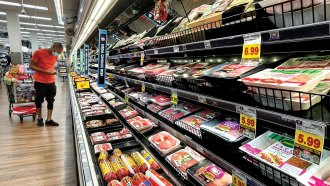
xmin=121 ymin=176 xmax=133 ymax=186
xmin=145 ymin=169 xmax=173 ymax=186
xmin=132 ymin=173 xmax=153 ymax=186
xmin=99 ymin=159 xmax=117 ymax=183
xmin=107 ymin=180 xmax=122 ymax=186
xmin=131 ymin=152 xmax=151 ymax=173
xmin=141 ymin=150 xmax=160 ymax=170
xmin=109 ymin=155 xmax=129 ymax=180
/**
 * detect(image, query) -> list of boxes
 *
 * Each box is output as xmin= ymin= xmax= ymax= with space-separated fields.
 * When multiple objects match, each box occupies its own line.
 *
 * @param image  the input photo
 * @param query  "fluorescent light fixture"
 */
xmin=22 ymin=35 xmax=31 ymax=37
xmin=37 ymin=33 xmax=65 ymax=37
xmin=54 ymin=0 xmax=64 ymax=25
xmin=19 ymin=14 xmax=52 ymax=20
xmin=20 ymin=22 xmax=36 ymax=26
xmin=21 ymin=28 xmax=40 ymax=31
xmin=21 ymin=31 xmax=30 ymax=34
xmin=55 ymin=26 xmax=64 ymax=28
xmin=0 ymin=12 xmax=6 ymax=15
xmin=0 ymin=1 xmax=48 ymax=10
xmin=0 ymin=20 xmax=6 ymax=23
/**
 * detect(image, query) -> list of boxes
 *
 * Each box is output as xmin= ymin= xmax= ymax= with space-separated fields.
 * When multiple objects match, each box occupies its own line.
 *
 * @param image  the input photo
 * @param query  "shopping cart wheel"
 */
xmin=9 ymin=110 xmax=12 ymax=117
xmin=20 ymin=116 xmax=23 ymax=123
xmin=32 ymin=115 xmax=36 ymax=121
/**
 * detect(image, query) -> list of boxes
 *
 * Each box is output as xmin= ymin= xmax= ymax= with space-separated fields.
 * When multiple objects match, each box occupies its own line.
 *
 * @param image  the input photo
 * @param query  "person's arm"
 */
xmin=29 ymin=59 xmax=55 ymax=75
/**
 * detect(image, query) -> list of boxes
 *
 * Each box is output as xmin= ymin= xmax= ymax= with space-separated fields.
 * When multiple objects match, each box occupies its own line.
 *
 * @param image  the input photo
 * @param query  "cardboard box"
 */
xmin=187 ymin=12 xmax=222 ymax=30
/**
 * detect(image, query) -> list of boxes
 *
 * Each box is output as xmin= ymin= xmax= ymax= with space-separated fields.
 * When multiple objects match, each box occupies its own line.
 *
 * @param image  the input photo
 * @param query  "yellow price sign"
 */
xmin=108 ymin=73 xmax=113 ymax=79
xmin=232 ymin=171 xmax=247 ymax=186
xmin=74 ymin=77 xmax=86 ymax=82
xmin=295 ymin=129 xmax=324 ymax=153
xmin=242 ymin=44 xmax=261 ymax=59
xmin=70 ymin=72 xmax=76 ymax=76
xmin=125 ymin=94 xmax=129 ymax=103
xmin=240 ymin=114 xmax=256 ymax=130
xmin=171 ymin=91 xmax=178 ymax=105
xmin=76 ymin=81 xmax=90 ymax=90
xmin=141 ymin=83 xmax=145 ymax=92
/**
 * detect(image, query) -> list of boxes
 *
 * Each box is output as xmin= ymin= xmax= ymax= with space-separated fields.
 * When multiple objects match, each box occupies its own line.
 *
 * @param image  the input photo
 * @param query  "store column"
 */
xmin=6 ymin=10 xmax=22 ymax=64
xmin=30 ymin=32 xmax=38 ymax=53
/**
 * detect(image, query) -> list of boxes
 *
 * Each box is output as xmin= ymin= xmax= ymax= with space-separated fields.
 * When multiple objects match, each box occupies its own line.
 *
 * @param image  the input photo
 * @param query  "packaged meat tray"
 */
xmin=175 ymin=115 xmax=206 ymax=138
xmin=118 ymin=106 xmax=139 ymax=119
xmin=195 ymin=109 xmax=221 ymax=121
xmin=127 ymin=116 xmax=154 ymax=131
xmin=94 ymin=143 xmax=113 ymax=153
xmin=201 ymin=117 xmax=244 ymax=142
xmin=158 ymin=106 xmax=190 ymax=122
xmin=276 ymin=56 xmax=330 ymax=70
xmin=251 ymin=81 xmax=330 ymax=111
xmin=166 ymin=146 xmax=205 ymax=177
xmin=147 ymin=103 xmax=169 ymax=113
xmin=102 ymin=93 xmax=116 ymax=101
xmin=86 ymin=120 xmax=104 ymax=128
xmin=148 ymin=131 xmax=181 ymax=155
xmin=150 ymin=95 xmax=171 ymax=106
xmin=91 ymin=133 xmax=109 ymax=145
xmin=109 ymin=100 xmax=126 ymax=111
xmin=297 ymin=156 xmax=330 ymax=186
xmin=241 ymin=69 xmax=330 ymax=97
xmin=187 ymin=159 xmax=232 ymax=186
xmin=202 ymin=62 xmax=258 ymax=79
xmin=178 ymin=102 xmax=201 ymax=113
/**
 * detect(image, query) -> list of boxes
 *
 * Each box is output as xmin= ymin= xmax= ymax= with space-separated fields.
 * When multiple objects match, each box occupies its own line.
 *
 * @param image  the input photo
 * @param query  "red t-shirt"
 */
xmin=32 ymin=49 xmax=58 ymax=83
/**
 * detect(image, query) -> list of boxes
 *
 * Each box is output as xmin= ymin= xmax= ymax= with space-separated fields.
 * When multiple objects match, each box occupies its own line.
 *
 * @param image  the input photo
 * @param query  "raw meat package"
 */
xmin=195 ymin=109 xmax=221 ymax=121
xmin=127 ymin=116 xmax=154 ymax=131
xmin=178 ymin=115 xmax=207 ymax=130
xmin=166 ymin=146 xmax=205 ymax=176
xmin=86 ymin=120 xmax=104 ymax=128
xmin=159 ymin=107 xmax=190 ymax=122
xmin=148 ymin=131 xmax=181 ymax=155
xmin=99 ymin=159 xmax=117 ymax=183
xmin=178 ymin=102 xmax=201 ymax=113
xmin=202 ymin=62 xmax=257 ymax=79
xmin=297 ymin=156 xmax=330 ymax=186
xmin=279 ymin=156 xmax=313 ymax=178
xmin=121 ymin=176 xmax=133 ymax=186
xmin=251 ymin=81 xmax=330 ymax=111
xmin=109 ymin=100 xmax=126 ymax=110
xmin=201 ymin=117 xmax=244 ymax=142
xmin=119 ymin=106 xmax=139 ymax=119
xmin=145 ymin=169 xmax=173 ymax=186
xmin=106 ymin=128 xmax=132 ymax=142
xmin=241 ymin=69 xmax=329 ymax=97
xmin=132 ymin=173 xmax=153 ymax=186
xmin=102 ymin=93 xmax=116 ymax=101
xmin=276 ymin=56 xmax=330 ymax=70
xmin=107 ymin=180 xmax=122 ymax=186
xmin=147 ymin=103 xmax=170 ymax=113
xmin=94 ymin=143 xmax=113 ymax=154
xmin=187 ymin=159 xmax=232 ymax=186
xmin=150 ymin=95 xmax=171 ymax=106
xmin=91 ymin=133 xmax=109 ymax=145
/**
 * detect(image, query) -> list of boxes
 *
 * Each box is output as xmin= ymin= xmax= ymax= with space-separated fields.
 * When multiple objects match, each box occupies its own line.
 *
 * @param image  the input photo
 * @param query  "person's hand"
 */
xmin=44 ymin=70 xmax=56 ymax=75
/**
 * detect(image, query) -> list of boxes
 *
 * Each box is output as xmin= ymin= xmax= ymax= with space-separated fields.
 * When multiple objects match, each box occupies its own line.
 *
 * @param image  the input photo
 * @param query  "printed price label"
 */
xmin=154 ymin=49 xmax=158 ymax=54
xmin=74 ymin=77 xmax=86 ymax=82
xmin=76 ymin=80 xmax=90 ymax=90
xmin=293 ymin=120 xmax=325 ymax=164
xmin=140 ymin=52 xmax=145 ymax=66
xmin=242 ymin=44 xmax=260 ymax=59
xmin=141 ymin=83 xmax=145 ymax=92
xmin=125 ymin=94 xmax=129 ymax=103
xmin=198 ymin=96 xmax=207 ymax=104
xmin=242 ymin=33 xmax=261 ymax=66
xmin=232 ymin=169 xmax=247 ymax=186
xmin=204 ymin=41 xmax=211 ymax=49
xmin=236 ymin=105 xmax=257 ymax=139
xmin=171 ymin=91 xmax=178 ymax=105
xmin=173 ymin=46 xmax=179 ymax=52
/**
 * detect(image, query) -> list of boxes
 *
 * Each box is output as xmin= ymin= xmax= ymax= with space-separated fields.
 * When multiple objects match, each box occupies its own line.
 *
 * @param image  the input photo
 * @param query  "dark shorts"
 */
xmin=34 ymin=81 xmax=57 ymax=109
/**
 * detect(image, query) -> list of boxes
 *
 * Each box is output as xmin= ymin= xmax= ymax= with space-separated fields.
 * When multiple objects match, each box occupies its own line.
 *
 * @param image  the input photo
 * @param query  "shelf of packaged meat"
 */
xmin=106 ymin=72 xmax=328 ymax=134
xmin=94 ymin=81 xmax=267 ymax=186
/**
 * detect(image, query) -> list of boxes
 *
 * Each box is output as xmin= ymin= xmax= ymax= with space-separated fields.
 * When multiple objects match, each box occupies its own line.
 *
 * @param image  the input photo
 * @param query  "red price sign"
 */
xmin=240 ymin=114 xmax=256 ymax=130
xmin=242 ymin=44 xmax=260 ymax=59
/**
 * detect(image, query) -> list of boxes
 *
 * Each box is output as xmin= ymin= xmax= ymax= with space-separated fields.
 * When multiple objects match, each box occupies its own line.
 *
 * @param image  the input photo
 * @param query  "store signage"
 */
xmin=171 ymin=90 xmax=178 ymax=106
xmin=242 ymin=33 xmax=261 ymax=65
xmin=73 ymin=49 xmax=77 ymax=73
xmin=84 ymin=44 xmax=89 ymax=76
xmin=293 ymin=120 xmax=325 ymax=164
xmin=74 ymin=77 xmax=86 ymax=83
xmin=80 ymin=48 xmax=84 ymax=74
xmin=98 ymin=29 xmax=107 ymax=87
xmin=141 ymin=83 xmax=145 ymax=92
xmin=232 ymin=169 xmax=247 ymax=186
xmin=236 ymin=105 xmax=257 ymax=139
xmin=76 ymin=80 xmax=90 ymax=90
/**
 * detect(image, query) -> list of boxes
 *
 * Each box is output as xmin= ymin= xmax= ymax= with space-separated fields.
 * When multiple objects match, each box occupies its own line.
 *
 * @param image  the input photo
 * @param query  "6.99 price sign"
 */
xmin=293 ymin=120 xmax=325 ymax=164
xmin=242 ymin=44 xmax=260 ymax=59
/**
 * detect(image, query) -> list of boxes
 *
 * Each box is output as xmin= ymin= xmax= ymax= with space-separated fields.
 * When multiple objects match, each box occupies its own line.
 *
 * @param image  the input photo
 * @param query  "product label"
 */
xmin=241 ymin=33 xmax=261 ymax=66
xmin=232 ymin=169 xmax=247 ymax=186
xmin=171 ymin=91 xmax=178 ymax=105
xmin=199 ymin=165 xmax=225 ymax=182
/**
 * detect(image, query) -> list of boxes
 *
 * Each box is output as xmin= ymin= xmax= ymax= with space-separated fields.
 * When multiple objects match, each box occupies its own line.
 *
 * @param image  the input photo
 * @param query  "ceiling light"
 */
xmin=0 ymin=20 xmax=6 ymax=23
xmin=22 ymin=35 xmax=31 ymax=37
xmin=20 ymin=22 xmax=36 ymax=26
xmin=0 ymin=1 xmax=48 ymax=10
xmin=21 ymin=27 xmax=40 ymax=31
xmin=21 ymin=31 xmax=30 ymax=34
xmin=54 ymin=0 xmax=64 ymax=25
xmin=19 ymin=14 xmax=52 ymax=20
xmin=0 ymin=12 xmax=6 ymax=15
xmin=55 ymin=26 xmax=64 ymax=28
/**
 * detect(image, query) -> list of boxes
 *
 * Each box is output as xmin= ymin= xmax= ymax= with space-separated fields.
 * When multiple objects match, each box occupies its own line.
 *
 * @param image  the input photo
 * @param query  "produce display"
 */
xmin=148 ymin=131 xmax=181 ymax=154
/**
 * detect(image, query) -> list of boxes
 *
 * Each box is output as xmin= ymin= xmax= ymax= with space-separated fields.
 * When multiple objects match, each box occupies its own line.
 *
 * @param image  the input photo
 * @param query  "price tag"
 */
xmin=140 ymin=52 xmax=145 ymax=66
xmin=236 ymin=105 xmax=257 ymax=139
xmin=154 ymin=49 xmax=158 ymax=54
xmin=182 ymin=45 xmax=187 ymax=51
xmin=232 ymin=169 xmax=247 ymax=186
xmin=108 ymin=73 xmax=113 ymax=79
xmin=204 ymin=41 xmax=211 ymax=49
xmin=173 ymin=46 xmax=179 ymax=52
xmin=293 ymin=120 xmax=325 ymax=164
xmin=171 ymin=91 xmax=178 ymax=105
xmin=141 ymin=83 xmax=145 ymax=92
xmin=242 ymin=33 xmax=261 ymax=65
xmin=125 ymin=94 xmax=129 ymax=103
xmin=76 ymin=80 xmax=90 ymax=90
xmin=198 ymin=96 xmax=207 ymax=104
xmin=74 ymin=77 xmax=86 ymax=82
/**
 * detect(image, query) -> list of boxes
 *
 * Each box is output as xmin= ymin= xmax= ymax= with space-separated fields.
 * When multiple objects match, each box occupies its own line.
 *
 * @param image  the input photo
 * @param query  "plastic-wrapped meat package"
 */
xmin=84 ymin=111 xmax=95 ymax=116
xmin=144 ymin=64 xmax=170 ymax=75
xmin=195 ymin=109 xmax=220 ymax=121
xmin=105 ymin=118 xmax=118 ymax=125
xmin=132 ymin=173 xmax=153 ymax=186
xmin=179 ymin=115 xmax=206 ymax=130
xmin=148 ymin=131 xmax=181 ymax=154
xmin=91 ymin=133 xmax=108 ymax=145
xmin=119 ymin=107 xmax=139 ymax=119
xmin=178 ymin=102 xmax=201 ymax=113
xmin=150 ymin=95 xmax=171 ymax=106
xmin=127 ymin=116 xmax=154 ymax=131
xmin=203 ymin=63 xmax=256 ymax=78
xmin=147 ymin=103 xmax=170 ymax=113
xmin=159 ymin=107 xmax=189 ymax=122
xmin=91 ymin=131 xmax=106 ymax=137
xmin=94 ymin=143 xmax=113 ymax=153
xmin=145 ymin=169 xmax=173 ymax=186
xmin=102 ymin=93 xmax=115 ymax=101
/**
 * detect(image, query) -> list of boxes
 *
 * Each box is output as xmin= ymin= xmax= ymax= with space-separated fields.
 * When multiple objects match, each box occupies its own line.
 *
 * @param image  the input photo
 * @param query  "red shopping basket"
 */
xmin=12 ymin=105 xmax=36 ymax=122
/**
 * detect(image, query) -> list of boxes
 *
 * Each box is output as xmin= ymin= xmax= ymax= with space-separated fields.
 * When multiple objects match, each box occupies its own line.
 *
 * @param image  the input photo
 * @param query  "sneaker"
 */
xmin=45 ymin=119 xmax=59 ymax=126
xmin=37 ymin=118 xmax=44 ymax=126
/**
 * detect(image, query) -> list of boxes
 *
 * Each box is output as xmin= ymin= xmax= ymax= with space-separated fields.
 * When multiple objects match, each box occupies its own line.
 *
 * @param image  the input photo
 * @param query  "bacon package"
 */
xmin=148 ymin=131 xmax=181 ymax=154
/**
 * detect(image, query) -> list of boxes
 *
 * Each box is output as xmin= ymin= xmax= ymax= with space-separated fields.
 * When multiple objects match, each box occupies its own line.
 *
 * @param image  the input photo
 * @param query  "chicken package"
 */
xmin=127 ymin=116 xmax=154 ymax=131
xmin=187 ymin=159 xmax=232 ymax=186
xmin=148 ymin=131 xmax=181 ymax=155
xmin=95 ymin=143 xmax=113 ymax=154
xmin=132 ymin=173 xmax=153 ymax=186
xmin=141 ymin=150 xmax=160 ymax=170
xmin=121 ymin=176 xmax=134 ymax=186
xmin=107 ymin=180 xmax=122 ymax=186
xmin=105 ymin=118 xmax=118 ymax=125
xmin=131 ymin=151 xmax=151 ymax=173
xmin=145 ymin=169 xmax=173 ymax=186
xmin=119 ymin=106 xmax=139 ymax=119
xmin=99 ymin=159 xmax=117 ymax=183
xmin=109 ymin=155 xmax=130 ymax=180
xmin=167 ymin=146 xmax=205 ymax=175
xmin=179 ymin=115 xmax=207 ymax=130
xmin=150 ymin=95 xmax=172 ymax=106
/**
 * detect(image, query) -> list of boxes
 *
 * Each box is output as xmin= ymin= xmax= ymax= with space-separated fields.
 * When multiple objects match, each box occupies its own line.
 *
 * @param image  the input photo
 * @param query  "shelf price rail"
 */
xmin=103 ymin=83 xmax=267 ymax=186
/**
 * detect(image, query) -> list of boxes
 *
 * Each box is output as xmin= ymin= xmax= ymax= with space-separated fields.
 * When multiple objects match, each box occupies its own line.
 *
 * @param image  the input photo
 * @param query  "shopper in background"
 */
xmin=4 ymin=54 xmax=11 ymax=72
xmin=29 ymin=42 xmax=63 ymax=126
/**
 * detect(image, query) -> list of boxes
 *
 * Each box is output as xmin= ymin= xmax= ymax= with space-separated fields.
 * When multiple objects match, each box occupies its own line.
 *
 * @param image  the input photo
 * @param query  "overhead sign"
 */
xmin=84 ymin=44 xmax=89 ymax=76
xmin=98 ymin=29 xmax=107 ymax=87
xmin=80 ymin=48 xmax=84 ymax=74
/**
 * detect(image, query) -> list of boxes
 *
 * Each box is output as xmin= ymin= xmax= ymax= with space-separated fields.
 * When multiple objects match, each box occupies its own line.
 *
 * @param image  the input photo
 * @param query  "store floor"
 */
xmin=0 ymin=78 xmax=77 ymax=186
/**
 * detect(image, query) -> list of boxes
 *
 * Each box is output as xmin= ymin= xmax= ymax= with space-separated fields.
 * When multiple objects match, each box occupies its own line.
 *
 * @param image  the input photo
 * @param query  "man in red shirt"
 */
xmin=29 ymin=43 xmax=63 ymax=126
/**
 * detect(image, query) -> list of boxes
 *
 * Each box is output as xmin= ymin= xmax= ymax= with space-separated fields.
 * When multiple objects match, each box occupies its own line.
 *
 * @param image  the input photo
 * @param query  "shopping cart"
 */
xmin=4 ymin=68 xmax=36 ymax=122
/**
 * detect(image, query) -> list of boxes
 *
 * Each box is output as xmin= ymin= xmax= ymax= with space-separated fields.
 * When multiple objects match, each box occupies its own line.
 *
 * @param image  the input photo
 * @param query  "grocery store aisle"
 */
xmin=0 ymin=78 xmax=77 ymax=186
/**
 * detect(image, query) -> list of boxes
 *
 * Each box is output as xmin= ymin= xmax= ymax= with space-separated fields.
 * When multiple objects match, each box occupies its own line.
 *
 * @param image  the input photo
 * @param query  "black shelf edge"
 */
xmin=109 ymin=51 xmax=144 ymax=60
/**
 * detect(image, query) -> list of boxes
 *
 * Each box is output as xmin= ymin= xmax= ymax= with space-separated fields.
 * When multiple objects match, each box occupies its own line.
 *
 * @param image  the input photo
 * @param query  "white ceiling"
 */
xmin=0 ymin=0 xmax=67 ymax=48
